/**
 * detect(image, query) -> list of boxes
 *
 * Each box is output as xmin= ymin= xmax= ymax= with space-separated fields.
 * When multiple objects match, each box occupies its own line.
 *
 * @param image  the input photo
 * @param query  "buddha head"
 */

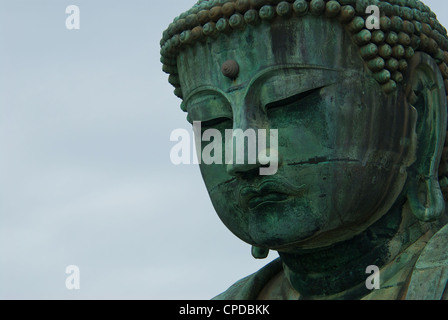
xmin=161 ymin=0 xmax=448 ymax=253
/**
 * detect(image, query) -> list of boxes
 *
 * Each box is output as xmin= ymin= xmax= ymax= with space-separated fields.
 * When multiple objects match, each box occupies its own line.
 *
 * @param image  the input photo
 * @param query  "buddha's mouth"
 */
xmin=239 ymin=177 xmax=306 ymax=211
xmin=246 ymin=192 xmax=290 ymax=210
xmin=209 ymin=157 xmax=362 ymax=201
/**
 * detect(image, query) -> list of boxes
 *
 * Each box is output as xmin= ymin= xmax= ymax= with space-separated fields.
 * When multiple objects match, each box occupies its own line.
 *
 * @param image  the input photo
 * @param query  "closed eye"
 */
xmin=265 ymin=86 xmax=324 ymax=110
xmin=200 ymin=117 xmax=232 ymax=129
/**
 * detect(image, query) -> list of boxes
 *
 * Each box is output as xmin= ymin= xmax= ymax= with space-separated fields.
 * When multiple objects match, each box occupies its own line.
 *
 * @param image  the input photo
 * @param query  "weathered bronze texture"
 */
xmin=221 ymin=59 xmax=240 ymax=79
xmin=161 ymin=0 xmax=448 ymax=300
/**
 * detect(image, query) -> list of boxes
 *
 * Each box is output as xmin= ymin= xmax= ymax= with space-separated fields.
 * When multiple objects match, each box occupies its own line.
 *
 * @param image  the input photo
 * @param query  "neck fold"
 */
xmin=278 ymin=198 xmax=421 ymax=299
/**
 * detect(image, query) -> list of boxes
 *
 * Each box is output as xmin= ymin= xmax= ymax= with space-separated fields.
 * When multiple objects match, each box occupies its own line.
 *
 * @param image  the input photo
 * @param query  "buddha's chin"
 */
xmin=244 ymin=200 xmax=378 ymax=251
xmin=250 ymin=227 xmax=359 ymax=252
xmin=245 ymin=198 xmax=324 ymax=249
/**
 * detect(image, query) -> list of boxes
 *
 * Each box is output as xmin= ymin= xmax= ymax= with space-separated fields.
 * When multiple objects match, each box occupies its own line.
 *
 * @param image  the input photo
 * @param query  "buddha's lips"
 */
xmin=239 ymin=177 xmax=306 ymax=211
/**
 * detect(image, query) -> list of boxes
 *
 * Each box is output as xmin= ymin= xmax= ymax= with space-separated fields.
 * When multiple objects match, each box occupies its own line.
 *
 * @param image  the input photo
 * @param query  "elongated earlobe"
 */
xmin=252 ymin=246 xmax=269 ymax=259
xmin=404 ymin=53 xmax=447 ymax=222
xmin=407 ymin=173 xmax=445 ymax=222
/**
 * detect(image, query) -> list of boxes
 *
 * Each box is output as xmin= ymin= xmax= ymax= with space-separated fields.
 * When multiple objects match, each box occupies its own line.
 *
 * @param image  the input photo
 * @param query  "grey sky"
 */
xmin=0 ymin=0 xmax=447 ymax=300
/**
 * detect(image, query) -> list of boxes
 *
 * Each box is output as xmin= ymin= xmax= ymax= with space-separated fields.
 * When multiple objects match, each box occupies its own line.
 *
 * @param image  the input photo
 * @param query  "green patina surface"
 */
xmin=161 ymin=0 xmax=448 ymax=300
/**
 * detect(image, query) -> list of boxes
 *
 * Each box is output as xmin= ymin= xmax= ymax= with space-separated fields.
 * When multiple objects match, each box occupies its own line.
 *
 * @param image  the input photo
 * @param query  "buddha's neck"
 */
xmin=278 ymin=198 xmax=429 ymax=300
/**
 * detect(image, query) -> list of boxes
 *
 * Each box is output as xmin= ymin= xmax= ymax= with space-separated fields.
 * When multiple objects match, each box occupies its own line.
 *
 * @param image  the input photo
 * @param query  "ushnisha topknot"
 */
xmin=160 ymin=0 xmax=448 ymax=100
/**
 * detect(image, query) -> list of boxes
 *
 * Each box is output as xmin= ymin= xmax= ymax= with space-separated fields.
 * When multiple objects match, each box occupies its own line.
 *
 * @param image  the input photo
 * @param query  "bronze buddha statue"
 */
xmin=161 ymin=0 xmax=448 ymax=300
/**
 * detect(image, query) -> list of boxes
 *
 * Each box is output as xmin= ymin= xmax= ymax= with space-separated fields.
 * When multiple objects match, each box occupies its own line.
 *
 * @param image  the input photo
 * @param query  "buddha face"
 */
xmin=178 ymin=16 xmax=416 ymax=251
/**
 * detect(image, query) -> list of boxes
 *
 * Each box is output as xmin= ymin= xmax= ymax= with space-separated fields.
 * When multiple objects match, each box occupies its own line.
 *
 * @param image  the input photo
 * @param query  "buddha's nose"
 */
xmin=226 ymin=146 xmax=282 ymax=177
xmin=225 ymin=107 xmax=281 ymax=177
xmin=225 ymin=146 xmax=263 ymax=177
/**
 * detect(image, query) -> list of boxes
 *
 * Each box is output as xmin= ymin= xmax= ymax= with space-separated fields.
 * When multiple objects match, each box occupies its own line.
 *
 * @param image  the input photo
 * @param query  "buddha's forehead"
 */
xmin=178 ymin=16 xmax=365 ymax=98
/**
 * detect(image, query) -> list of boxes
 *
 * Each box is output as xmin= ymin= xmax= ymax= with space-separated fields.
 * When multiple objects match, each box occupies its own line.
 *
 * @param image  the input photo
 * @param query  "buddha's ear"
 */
xmin=404 ymin=52 xmax=447 ymax=222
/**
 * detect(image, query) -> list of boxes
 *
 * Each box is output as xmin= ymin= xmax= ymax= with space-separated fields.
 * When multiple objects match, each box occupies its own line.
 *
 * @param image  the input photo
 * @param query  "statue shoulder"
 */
xmin=212 ymin=258 xmax=283 ymax=300
xmin=406 ymin=224 xmax=448 ymax=300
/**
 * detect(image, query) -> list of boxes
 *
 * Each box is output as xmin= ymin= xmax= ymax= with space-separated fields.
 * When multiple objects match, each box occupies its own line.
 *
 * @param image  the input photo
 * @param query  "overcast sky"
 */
xmin=1 ymin=0 xmax=447 ymax=300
